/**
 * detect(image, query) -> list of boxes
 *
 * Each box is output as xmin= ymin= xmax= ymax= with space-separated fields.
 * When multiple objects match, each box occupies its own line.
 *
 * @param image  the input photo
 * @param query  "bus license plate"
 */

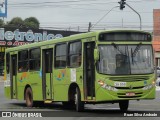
xmin=126 ymin=92 xmax=135 ymax=96
xmin=114 ymin=82 xmax=126 ymax=87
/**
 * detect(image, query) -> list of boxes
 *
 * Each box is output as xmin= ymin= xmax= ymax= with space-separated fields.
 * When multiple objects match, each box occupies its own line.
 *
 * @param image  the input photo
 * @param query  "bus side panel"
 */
xmin=28 ymin=72 xmax=43 ymax=101
xmin=53 ymin=68 xmax=69 ymax=101
xmin=16 ymin=72 xmax=43 ymax=101
xmin=95 ymin=73 xmax=113 ymax=101
xmin=4 ymin=86 xmax=11 ymax=99
xmin=53 ymin=67 xmax=84 ymax=101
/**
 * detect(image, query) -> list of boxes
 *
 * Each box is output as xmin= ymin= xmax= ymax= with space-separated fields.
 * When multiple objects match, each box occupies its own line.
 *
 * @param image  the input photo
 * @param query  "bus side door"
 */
xmin=42 ymin=48 xmax=53 ymax=100
xmin=83 ymin=41 xmax=95 ymax=100
xmin=10 ymin=54 xmax=18 ymax=99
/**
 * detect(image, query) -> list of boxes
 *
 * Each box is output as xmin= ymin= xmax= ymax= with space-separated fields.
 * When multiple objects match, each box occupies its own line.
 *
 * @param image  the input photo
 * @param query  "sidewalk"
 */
xmin=0 ymin=76 xmax=3 ymax=82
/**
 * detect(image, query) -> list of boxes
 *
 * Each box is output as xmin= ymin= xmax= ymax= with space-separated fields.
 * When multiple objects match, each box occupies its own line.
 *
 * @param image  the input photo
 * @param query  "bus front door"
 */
xmin=42 ymin=49 xmax=53 ymax=100
xmin=11 ymin=54 xmax=17 ymax=99
xmin=84 ymin=42 xmax=95 ymax=100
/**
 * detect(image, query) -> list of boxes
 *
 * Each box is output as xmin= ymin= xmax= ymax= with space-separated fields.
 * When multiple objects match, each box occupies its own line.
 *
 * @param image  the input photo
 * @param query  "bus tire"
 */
xmin=75 ymin=87 xmax=84 ymax=112
xmin=33 ymin=101 xmax=44 ymax=107
xmin=119 ymin=100 xmax=129 ymax=112
xmin=62 ymin=101 xmax=74 ymax=109
xmin=25 ymin=87 xmax=33 ymax=107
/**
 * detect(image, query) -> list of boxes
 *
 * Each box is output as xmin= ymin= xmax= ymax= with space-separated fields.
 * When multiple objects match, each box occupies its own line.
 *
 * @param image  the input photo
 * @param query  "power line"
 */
xmin=8 ymin=3 xmax=156 ymax=14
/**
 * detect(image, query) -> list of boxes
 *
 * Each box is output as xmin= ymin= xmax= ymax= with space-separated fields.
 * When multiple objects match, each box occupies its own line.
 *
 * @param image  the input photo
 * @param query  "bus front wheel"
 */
xmin=25 ymin=87 xmax=33 ymax=107
xmin=75 ymin=87 xmax=84 ymax=112
xmin=119 ymin=100 xmax=129 ymax=112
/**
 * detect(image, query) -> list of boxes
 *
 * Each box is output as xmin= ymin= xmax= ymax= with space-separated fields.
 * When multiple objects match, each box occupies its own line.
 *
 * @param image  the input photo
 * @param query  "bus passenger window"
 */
xmin=77 ymin=54 xmax=81 ymax=66
xmin=55 ymin=44 xmax=67 ymax=68
xmin=18 ymin=50 xmax=28 ymax=72
xmin=29 ymin=48 xmax=40 ymax=71
xmin=68 ymin=41 xmax=82 ymax=67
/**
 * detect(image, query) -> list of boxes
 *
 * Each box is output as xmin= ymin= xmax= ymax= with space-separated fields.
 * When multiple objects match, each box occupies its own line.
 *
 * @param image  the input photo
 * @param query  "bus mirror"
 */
xmin=94 ymin=49 xmax=100 ymax=61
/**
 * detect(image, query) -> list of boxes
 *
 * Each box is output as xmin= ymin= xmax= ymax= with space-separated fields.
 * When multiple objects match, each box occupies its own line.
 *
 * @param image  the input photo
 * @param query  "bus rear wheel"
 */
xmin=75 ymin=87 xmax=84 ymax=112
xmin=25 ymin=87 xmax=33 ymax=107
xmin=119 ymin=100 xmax=129 ymax=112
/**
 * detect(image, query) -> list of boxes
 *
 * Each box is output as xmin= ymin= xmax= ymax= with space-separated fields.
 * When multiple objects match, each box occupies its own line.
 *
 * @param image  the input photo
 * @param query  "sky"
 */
xmin=4 ymin=0 xmax=160 ymax=31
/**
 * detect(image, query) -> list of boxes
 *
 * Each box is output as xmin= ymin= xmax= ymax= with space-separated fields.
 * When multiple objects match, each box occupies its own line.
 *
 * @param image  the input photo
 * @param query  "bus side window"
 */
xmin=6 ymin=53 xmax=10 ymax=74
xmin=68 ymin=41 xmax=82 ymax=67
xmin=18 ymin=50 xmax=28 ymax=72
xmin=29 ymin=48 xmax=41 ymax=71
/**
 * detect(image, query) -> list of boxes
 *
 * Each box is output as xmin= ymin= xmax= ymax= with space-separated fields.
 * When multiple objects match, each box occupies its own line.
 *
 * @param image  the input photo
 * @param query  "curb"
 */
xmin=0 ymin=77 xmax=4 ymax=83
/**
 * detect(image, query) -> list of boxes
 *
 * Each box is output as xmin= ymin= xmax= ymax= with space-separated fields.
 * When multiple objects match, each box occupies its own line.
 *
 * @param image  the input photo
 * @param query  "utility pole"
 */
xmin=118 ymin=0 xmax=142 ymax=30
xmin=88 ymin=22 xmax=92 ymax=32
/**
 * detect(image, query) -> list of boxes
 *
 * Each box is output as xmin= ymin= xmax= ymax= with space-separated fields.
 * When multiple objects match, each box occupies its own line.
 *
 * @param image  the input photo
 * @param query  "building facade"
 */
xmin=153 ymin=9 xmax=160 ymax=66
xmin=0 ymin=27 xmax=81 ymax=75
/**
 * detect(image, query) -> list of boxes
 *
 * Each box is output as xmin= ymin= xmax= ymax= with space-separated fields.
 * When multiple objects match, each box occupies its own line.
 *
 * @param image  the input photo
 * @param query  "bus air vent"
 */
xmin=109 ymin=76 xmax=150 ymax=82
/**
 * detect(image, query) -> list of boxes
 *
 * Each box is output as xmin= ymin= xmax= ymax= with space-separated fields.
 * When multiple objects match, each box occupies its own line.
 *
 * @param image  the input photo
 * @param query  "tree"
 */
xmin=4 ymin=16 xmax=40 ymax=29
xmin=7 ymin=17 xmax=24 ymax=27
xmin=0 ymin=19 xmax=4 ymax=27
xmin=24 ymin=17 xmax=40 ymax=29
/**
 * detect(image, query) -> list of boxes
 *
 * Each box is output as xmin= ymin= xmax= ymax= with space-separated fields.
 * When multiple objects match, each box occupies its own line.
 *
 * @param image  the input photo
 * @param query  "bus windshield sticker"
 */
xmin=71 ymin=69 xmax=76 ymax=82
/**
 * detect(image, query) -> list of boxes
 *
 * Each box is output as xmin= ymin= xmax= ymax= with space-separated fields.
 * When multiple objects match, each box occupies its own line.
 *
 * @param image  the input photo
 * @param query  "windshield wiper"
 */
xmin=131 ymin=42 xmax=142 ymax=57
xmin=131 ymin=42 xmax=142 ymax=65
xmin=111 ymin=42 xmax=125 ymax=55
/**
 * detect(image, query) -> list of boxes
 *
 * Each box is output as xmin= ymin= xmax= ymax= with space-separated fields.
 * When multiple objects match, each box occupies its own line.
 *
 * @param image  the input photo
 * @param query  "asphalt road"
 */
xmin=0 ymin=78 xmax=160 ymax=119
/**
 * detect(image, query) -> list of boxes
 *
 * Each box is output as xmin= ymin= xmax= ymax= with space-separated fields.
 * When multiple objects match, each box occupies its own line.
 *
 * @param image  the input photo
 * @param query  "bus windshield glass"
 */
xmin=98 ymin=45 xmax=154 ymax=75
xmin=99 ymin=32 xmax=152 ymax=41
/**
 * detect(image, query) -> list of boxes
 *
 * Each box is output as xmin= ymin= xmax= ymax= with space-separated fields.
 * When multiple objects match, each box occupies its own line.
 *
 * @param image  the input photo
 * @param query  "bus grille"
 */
xmin=115 ymin=86 xmax=144 ymax=90
xmin=117 ymin=92 xmax=143 ymax=98
xmin=109 ymin=76 xmax=150 ymax=82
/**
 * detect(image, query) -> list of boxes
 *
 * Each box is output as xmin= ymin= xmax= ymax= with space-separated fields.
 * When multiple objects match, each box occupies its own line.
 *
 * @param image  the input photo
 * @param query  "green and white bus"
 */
xmin=4 ymin=30 xmax=156 ymax=112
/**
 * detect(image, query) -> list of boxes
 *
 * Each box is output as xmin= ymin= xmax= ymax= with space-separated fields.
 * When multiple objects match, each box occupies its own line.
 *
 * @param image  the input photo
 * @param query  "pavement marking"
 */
xmin=86 ymin=107 xmax=158 ymax=111
xmin=0 ymin=107 xmax=63 ymax=111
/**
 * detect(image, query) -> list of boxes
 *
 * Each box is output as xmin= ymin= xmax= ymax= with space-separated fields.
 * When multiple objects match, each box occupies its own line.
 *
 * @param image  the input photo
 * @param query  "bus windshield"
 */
xmin=98 ymin=45 xmax=154 ymax=75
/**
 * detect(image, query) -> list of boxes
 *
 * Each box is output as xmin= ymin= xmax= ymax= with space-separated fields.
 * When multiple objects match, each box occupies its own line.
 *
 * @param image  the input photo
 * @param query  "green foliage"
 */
xmin=4 ymin=17 xmax=40 ymax=29
xmin=0 ymin=19 xmax=4 ymax=27
xmin=7 ymin=17 xmax=24 ymax=27
xmin=24 ymin=17 xmax=40 ymax=29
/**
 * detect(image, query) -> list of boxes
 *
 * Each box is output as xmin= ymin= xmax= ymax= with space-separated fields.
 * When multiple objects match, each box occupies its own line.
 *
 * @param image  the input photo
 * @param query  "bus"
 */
xmin=4 ymin=30 xmax=156 ymax=112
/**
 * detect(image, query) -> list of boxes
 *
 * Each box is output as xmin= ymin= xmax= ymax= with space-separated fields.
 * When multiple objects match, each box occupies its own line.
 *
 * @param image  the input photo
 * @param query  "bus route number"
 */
xmin=114 ymin=82 xmax=126 ymax=87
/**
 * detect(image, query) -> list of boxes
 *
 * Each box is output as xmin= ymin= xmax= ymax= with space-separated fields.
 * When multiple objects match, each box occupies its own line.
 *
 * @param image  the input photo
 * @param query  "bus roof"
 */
xmin=5 ymin=29 xmax=151 ymax=52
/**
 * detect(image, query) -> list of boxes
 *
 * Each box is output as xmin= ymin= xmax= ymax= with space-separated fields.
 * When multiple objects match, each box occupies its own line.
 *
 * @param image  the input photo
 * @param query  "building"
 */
xmin=0 ymin=27 xmax=81 ymax=75
xmin=153 ymin=9 xmax=160 ymax=66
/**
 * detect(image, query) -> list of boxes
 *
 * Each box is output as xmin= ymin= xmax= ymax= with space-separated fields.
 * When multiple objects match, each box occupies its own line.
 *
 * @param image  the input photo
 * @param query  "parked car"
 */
xmin=156 ymin=77 xmax=160 ymax=86
xmin=156 ymin=66 xmax=160 ymax=86
xmin=157 ymin=66 xmax=160 ymax=77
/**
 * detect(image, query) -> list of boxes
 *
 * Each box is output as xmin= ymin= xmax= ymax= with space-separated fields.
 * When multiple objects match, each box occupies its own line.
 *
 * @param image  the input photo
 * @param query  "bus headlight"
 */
xmin=142 ymin=84 xmax=154 ymax=90
xmin=98 ymin=80 xmax=118 ymax=91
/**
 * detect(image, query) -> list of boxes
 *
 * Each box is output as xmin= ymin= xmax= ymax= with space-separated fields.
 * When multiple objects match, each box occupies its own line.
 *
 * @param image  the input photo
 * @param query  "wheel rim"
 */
xmin=28 ymin=92 xmax=32 ymax=105
xmin=26 ymin=90 xmax=32 ymax=107
xmin=75 ymin=93 xmax=77 ymax=105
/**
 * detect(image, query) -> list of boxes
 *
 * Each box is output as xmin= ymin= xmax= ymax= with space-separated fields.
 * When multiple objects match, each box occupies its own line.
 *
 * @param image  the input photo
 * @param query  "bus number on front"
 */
xmin=114 ymin=82 xmax=126 ymax=87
